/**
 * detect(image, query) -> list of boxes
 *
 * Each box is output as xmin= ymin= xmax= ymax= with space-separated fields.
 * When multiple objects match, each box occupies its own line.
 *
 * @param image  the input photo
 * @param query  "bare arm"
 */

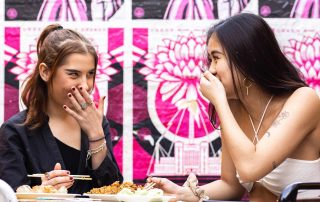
xmin=200 ymin=137 xmax=245 ymax=200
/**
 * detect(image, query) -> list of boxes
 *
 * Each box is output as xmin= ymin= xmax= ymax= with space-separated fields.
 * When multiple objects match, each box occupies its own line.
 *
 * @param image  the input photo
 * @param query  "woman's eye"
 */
xmin=69 ymin=73 xmax=78 ymax=76
xmin=88 ymin=71 xmax=95 ymax=77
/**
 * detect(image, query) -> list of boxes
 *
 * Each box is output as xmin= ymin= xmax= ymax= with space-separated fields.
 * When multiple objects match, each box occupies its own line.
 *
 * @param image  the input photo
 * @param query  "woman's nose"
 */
xmin=78 ymin=77 xmax=89 ymax=92
xmin=209 ymin=64 xmax=217 ymax=75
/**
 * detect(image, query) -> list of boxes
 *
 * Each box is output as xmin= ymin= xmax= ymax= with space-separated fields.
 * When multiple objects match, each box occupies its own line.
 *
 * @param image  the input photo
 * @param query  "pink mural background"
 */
xmin=1 ymin=1 xmax=320 ymax=184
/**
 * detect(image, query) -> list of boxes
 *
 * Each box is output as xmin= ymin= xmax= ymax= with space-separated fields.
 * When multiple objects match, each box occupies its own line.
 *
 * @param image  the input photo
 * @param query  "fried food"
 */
xmin=16 ymin=185 xmax=67 ymax=194
xmin=87 ymin=181 xmax=143 ymax=194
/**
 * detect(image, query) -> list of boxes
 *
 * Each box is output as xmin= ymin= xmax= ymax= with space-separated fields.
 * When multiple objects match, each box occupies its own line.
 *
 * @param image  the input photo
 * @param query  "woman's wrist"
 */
xmin=177 ymin=186 xmax=200 ymax=202
xmin=88 ymin=136 xmax=105 ymax=143
xmin=87 ymin=129 xmax=104 ymax=141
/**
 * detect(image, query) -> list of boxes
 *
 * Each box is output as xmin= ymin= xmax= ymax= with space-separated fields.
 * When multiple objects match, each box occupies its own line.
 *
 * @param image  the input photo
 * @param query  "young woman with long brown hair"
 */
xmin=0 ymin=24 xmax=123 ymax=194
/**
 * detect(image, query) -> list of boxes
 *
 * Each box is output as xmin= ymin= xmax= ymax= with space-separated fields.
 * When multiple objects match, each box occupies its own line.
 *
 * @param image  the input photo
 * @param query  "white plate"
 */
xmin=16 ymin=193 xmax=79 ymax=199
xmin=84 ymin=194 xmax=175 ymax=202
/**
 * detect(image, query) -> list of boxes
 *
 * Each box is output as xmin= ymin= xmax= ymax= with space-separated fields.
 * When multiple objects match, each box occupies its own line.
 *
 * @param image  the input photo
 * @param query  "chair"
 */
xmin=279 ymin=182 xmax=320 ymax=202
xmin=0 ymin=179 xmax=17 ymax=202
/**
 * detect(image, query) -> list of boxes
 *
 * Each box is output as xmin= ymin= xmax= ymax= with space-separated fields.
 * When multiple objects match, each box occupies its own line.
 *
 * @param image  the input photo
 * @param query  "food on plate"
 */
xmin=16 ymin=185 xmax=67 ymax=194
xmin=87 ymin=181 xmax=143 ymax=194
xmin=118 ymin=187 xmax=164 ymax=197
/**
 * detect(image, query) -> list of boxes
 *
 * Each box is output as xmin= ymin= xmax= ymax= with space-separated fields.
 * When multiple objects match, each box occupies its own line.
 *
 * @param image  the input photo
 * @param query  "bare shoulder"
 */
xmin=284 ymin=87 xmax=320 ymax=131
xmin=289 ymin=87 xmax=320 ymax=108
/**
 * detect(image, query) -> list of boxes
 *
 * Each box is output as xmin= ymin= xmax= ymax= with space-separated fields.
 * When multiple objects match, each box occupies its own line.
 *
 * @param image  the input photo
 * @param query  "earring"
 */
xmin=243 ymin=77 xmax=252 ymax=96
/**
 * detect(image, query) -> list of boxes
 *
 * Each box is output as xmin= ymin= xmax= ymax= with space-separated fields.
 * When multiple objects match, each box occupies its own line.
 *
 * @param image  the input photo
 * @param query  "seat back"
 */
xmin=279 ymin=182 xmax=320 ymax=202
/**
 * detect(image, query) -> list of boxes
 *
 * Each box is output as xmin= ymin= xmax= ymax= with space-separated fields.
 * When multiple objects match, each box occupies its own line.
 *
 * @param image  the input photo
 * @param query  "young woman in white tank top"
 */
xmin=146 ymin=13 xmax=320 ymax=202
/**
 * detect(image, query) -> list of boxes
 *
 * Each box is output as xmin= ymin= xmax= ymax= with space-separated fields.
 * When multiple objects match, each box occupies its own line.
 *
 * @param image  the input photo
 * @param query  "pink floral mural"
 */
xmin=133 ymin=29 xmax=221 ymax=181
xmin=139 ymin=33 xmax=212 ymax=138
xmin=284 ymin=33 xmax=320 ymax=92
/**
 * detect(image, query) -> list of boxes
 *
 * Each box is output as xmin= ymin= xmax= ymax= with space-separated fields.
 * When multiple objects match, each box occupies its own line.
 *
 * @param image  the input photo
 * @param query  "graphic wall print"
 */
xmin=1 ymin=0 xmax=320 ymax=184
xmin=4 ymin=25 xmax=124 ymax=171
xmin=132 ymin=0 xmax=252 ymax=19
xmin=259 ymin=0 xmax=320 ymax=18
xmin=132 ymin=25 xmax=222 ymax=181
xmin=269 ymin=19 xmax=320 ymax=93
xmin=5 ymin=0 xmax=125 ymax=21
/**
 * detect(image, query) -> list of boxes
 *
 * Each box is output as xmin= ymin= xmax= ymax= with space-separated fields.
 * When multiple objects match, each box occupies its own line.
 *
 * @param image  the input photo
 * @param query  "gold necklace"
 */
xmin=248 ymin=95 xmax=274 ymax=144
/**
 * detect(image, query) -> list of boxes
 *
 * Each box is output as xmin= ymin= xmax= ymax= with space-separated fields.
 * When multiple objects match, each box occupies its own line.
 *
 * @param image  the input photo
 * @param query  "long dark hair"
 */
xmin=206 ymin=13 xmax=307 ymax=126
xmin=21 ymin=24 xmax=98 ymax=129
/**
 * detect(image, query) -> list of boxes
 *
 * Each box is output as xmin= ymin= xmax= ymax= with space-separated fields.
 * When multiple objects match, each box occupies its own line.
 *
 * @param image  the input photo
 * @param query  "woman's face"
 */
xmin=47 ymin=53 xmax=96 ymax=110
xmin=207 ymin=35 xmax=237 ymax=99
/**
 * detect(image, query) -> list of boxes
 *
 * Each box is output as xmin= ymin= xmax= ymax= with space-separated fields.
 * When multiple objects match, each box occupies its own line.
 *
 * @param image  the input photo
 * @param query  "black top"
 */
xmin=0 ymin=110 xmax=123 ymax=194
xmin=55 ymin=137 xmax=80 ymax=175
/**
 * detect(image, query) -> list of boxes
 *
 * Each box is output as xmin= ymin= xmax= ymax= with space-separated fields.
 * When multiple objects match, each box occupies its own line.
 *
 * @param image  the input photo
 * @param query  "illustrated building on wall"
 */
xmin=150 ymin=139 xmax=221 ymax=176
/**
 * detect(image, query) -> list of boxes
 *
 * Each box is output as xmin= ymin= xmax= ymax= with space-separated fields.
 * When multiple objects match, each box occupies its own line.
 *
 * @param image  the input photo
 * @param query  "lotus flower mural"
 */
xmin=139 ymin=33 xmax=214 ymax=139
xmin=284 ymin=33 xmax=320 ymax=93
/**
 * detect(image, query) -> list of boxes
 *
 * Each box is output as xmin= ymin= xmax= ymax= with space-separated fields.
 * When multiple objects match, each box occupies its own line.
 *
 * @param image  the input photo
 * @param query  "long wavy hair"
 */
xmin=21 ymin=24 xmax=98 ymax=129
xmin=206 ymin=13 xmax=307 ymax=126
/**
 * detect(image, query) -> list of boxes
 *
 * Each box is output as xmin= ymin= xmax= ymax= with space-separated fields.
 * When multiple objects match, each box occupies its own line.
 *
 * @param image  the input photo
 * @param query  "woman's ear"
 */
xmin=39 ymin=63 xmax=51 ymax=82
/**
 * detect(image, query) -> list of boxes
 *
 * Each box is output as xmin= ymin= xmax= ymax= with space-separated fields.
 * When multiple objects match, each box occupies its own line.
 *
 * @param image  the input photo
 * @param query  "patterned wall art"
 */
xmin=131 ymin=24 xmax=222 ymax=182
xmin=132 ymin=0 xmax=254 ymax=19
xmin=1 ymin=0 xmax=320 ymax=183
xmin=5 ymin=0 xmax=125 ymax=21
xmin=268 ymin=19 xmax=320 ymax=93
xmin=259 ymin=0 xmax=320 ymax=18
xmin=4 ymin=25 xmax=125 ymax=171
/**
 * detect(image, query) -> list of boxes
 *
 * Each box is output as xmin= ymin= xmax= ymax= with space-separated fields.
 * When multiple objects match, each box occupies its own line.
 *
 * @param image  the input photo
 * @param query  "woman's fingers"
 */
xmin=68 ymin=92 xmax=82 ymax=112
xmin=53 ymin=181 xmax=74 ymax=190
xmin=78 ymin=86 xmax=94 ymax=106
xmin=54 ymin=162 xmax=61 ymax=170
xmin=43 ymin=176 xmax=74 ymax=186
xmin=148 ymin=177 xmax=168 ymax=188
xmin=45 ymin=170 xmax=70 ymax=180
xmin=68 ymin=86 xmax=95 ymax=112
xmin=70 ymin=87 xmax=87 ymax=111
xmin=63 ymin=105 xmax=82 ymax=120
xmin=202 ymin=70 xmax=219 ymax=82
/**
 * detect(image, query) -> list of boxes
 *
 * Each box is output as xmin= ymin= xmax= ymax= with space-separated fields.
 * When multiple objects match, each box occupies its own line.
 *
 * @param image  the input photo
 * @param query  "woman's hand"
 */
xmin=41 ymin=163 xmax=74 ymax=189
xmin=64 ymin=86 xmax=105 ymax=139
xmin=199 ymin=71 xmax=227 ymax=106
xmin=147 ymin=177 xmax=192 ymax=202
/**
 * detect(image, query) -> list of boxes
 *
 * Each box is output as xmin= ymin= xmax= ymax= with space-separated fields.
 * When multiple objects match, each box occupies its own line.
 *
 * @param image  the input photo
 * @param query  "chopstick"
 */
xmin=144 ymin=182 xmax=156 ymax=191
xmin=27 ymin=174 xmax=92 ymax=180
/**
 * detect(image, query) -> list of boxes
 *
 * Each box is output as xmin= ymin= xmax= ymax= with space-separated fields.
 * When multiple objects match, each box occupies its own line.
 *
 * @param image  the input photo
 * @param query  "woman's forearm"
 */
xmin=178 ymin=179 xmax=243 ymax=201
xmin=201 ymin=179 xmax=244 ymax=200
xmin=215 ymin=102 xmax=256 ymax=174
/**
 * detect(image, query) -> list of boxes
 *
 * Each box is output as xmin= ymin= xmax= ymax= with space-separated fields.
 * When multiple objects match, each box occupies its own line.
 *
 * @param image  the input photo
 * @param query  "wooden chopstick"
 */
xmin=27 ymin=174 xmax=92 ymax=180
xmin=144 ymin=182 xmax=156 ymax=191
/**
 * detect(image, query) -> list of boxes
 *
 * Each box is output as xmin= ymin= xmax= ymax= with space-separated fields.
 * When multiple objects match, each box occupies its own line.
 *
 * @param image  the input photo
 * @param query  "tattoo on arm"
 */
xmin=272 ymin=161 xmax=278 ymax=169
xmin=265 ymin=132 xmax=271 ymax=137
xmin=272 ymin=111 xmax=289 ymax=127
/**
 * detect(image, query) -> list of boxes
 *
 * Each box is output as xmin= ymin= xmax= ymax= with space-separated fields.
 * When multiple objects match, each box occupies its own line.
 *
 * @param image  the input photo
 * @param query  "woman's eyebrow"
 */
xmin=65 ymin=69 xmax=80 ymax=73
xmin=210 ymin=50 xmax=224 ymax=56
xmin=65 ymin=68 xmax=95 ymax=72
